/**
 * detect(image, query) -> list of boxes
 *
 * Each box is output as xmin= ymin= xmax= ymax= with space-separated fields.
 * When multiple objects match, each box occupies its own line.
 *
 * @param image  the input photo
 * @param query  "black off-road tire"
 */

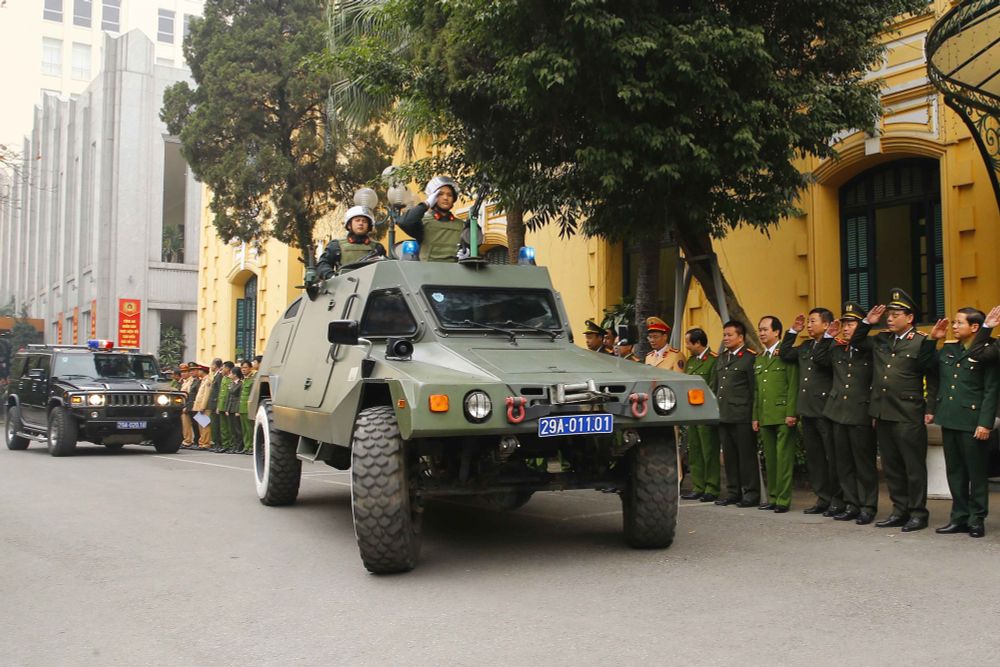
xmin=47 ymin=406 xmax=79 ymax=457
xmin=621 ymin=429 xmax=678 ymax=549
xmin=253 ymin=400 xmax=301 ymax=506
xmin=153 ymin=422 xmax=183 ymax=454
xmin=351 ymin=406 xmax=422 ymax=574
xmin=5 ymin=405 xmax=30 ymax=450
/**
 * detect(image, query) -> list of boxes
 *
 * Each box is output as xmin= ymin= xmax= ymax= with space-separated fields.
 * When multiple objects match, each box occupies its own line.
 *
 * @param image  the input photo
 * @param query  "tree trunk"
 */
xmin=505 ymin=204 xmax=525 ymax=264
xmin=294 ymin=208 xmax=314 ymax=270
xmin=675 ymin=227 xmax=762 ymax=352
xmin=633 ymin=241 xmax=661 ymax=358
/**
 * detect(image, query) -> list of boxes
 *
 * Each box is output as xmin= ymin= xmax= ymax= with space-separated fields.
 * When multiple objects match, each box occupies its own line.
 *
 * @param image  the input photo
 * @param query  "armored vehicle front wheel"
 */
xmin=153 ymin=422 xmax=182 ymax=454
xmin=47 ymin=407 xmax=79 ymax=457
xmin=351 ymin=406 xmax=422 ymax=574
xmin=621 ymin=429 xmax=678 ymax=549
xmin=253 ymin=400 xmax=301 ymax=506
xmin=5 ymin=405 xmax=30 ymax=450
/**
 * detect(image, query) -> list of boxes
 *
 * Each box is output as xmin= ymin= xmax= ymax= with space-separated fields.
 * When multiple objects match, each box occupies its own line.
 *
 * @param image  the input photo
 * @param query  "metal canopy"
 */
xmin=927 ymin=0 xmax=1000 ymax=211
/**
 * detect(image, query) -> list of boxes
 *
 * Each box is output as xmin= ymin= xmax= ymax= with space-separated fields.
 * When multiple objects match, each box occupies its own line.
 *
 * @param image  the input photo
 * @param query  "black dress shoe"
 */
xmin=823 ymin=506 xmax=844 ymax=518
xmin=802 ymin=504 xmax=829 ymax=515
xmin=969 ymin=524 xmax=985 ymax=538
xmin=699 ymin=493 xmax=718 ymax=503
xmin=855 ymin=512 xmax=875 ymax=525
xmin=758 ymin=503 xmax=777 ymax=511
xmin=935 ymin=523 xmax=970 ymax=534
xmin=715 ymin=497 xmax=740 ymax=506
xmin=681 ymin=491 xmax=704 ymax=500
xmin=773 ymin=505 xmax=790 ymax=514
xmin=875 ymin=515 xmax=908 ymax=528
xmin=901 ymin=517 xmax=928 ymax=532
xmin=834 ymin=509 xmax=860 ymax=521
xmin=737 ymin=499 xmax=758 ymax=508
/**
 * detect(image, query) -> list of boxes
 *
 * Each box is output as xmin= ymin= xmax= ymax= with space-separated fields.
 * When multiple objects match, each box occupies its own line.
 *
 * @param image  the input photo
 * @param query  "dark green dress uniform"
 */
xmin=849 ymin=291 xmax=937 ymax=523
xmin=686 ymin=349 xmax=721 ymax=498
xmin=814 ymin=302 xmax=878 ymax=521
xmin=712 ymin=345 xmax=759 ymax=505
xmin=752 ymin=345 xmax=799 ymax=510
xmin=930 ymin=337 xmax=999 ymax=530
xmin=779 ymin=329 xmax=838 ymax=511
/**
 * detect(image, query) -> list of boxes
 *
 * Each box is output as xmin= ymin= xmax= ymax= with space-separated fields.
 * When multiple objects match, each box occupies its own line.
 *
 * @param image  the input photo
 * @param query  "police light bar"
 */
xmin=518 ymin=246 xmax=536 ymax=266
xmin=87 ymin=339 xmax=115 ymax=350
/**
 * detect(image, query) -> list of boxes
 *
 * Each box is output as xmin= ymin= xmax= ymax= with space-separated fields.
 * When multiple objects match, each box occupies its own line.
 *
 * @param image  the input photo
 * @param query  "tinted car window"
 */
xmin=53 ymin=354 xmax=160 ymax=379
xmin=360 ymin=290 xmax=418 ymax=337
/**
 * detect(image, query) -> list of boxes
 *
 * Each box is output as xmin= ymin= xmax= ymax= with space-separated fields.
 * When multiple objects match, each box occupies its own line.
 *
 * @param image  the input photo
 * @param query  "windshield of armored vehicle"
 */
xmin=54 ymin=353 xmax=160 ymax=380
xmin=422 ymin=286 xmax=561 ymax=331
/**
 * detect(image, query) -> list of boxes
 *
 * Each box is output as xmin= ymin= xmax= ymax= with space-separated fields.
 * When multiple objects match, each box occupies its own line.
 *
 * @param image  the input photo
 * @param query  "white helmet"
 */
xmin=344 ymin=205 xmax=375 ymax=231
xmin=424 ymin=176 xmax=459 ymax=200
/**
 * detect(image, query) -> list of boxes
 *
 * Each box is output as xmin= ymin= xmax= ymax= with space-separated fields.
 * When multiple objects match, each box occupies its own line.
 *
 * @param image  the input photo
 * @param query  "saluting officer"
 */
xmin=583 ymin=320 xmax=612 ymax=353
xmin=850 ymin=289 xmax=937 ymax=532
xmin=927 ymin=308 xmax=999 ymax=538
xmin=645 ymin=317 xmax=684 ymax=371
xmin=752 ymin=316 xmax=799 ymax=513
xmin=779 ymin=308 xmax=838 ymax=515
xmin=712 ymin=320 xmax=760 ymax=507
xmin=398 ymin=176 xmax=482 ymax=262
xmin=814 ymin=302 xmax=878 ymax=524
xmin=682 ymin=327 xmax=721 ymax=502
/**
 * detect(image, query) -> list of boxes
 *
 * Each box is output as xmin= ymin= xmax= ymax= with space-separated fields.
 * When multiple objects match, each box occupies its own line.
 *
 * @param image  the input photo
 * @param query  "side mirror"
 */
xmin=328 ymin=320 xmax=360 ymax=345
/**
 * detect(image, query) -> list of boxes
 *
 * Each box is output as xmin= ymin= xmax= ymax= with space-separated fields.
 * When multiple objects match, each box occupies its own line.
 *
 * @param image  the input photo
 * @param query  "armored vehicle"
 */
xmin=4 ymin=342 xmax=186 ymax=456
xmin=249 ymin=257 xmax=719 ymax=573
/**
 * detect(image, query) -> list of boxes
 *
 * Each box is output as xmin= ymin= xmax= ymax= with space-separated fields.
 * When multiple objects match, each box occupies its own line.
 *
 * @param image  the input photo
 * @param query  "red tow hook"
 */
xmin=629 ymin=392 xmax=649 ymax=418
xmin=506 ymin=396 xmax=527 ymax=424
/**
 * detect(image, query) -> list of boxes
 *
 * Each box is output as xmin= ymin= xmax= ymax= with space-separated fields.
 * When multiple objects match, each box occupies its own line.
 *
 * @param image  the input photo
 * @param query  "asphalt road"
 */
xmin=3 ymin=439 xmax=1000 ymax=666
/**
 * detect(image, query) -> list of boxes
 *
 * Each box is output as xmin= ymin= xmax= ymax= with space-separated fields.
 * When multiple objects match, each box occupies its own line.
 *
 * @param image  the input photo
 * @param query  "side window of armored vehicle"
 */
xmin=130 ymin=355 xmax=159 ymax=379
xmin=30 ymin=354 xmax=52 ymax=379
xmin=283 ymin=297 xmax=302 ymax=320
xmin=11 ymin=355 xmax=28 ymax=380
xmin=360 ymin=289 xmax=418 ymax=337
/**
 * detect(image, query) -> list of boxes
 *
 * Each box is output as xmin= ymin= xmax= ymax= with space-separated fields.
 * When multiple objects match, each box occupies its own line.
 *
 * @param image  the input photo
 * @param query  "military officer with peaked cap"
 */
xmin=583 ymin=319 xmax=612 ymax=353
xmin=815 ymin=302 xmax=879 ymax=524
xmin=712 ymin=320 xmax=760 ymax=507
xmin=849 ymin=288 xmax=938 ymax=532
xmin=645 ymin=317 xmax=685 ymax=371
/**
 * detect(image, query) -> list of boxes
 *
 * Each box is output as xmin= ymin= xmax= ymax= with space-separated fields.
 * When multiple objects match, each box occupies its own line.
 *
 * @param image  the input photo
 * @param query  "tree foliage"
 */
xmin=158 ymin=325 xmax=186 ymax=370
xmin=333 ymin=0 xmax=925 ymax=344
xmin=161 ymin=0 xmax=394 ymax=265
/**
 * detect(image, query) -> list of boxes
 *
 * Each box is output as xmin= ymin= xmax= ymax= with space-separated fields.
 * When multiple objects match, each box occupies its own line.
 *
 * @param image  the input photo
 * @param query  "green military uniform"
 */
xmin=931 ymin=332 xmax=999 ymax=531
xmin=240 ymin=371 xmax=256 ymax=452
xmin=779 ymin=327 xmax=838 ymax=512
xmin=685 ymin=349 xmax=721 ymax=498
xmin=216 ymin=374 xmax=233 ymax=451
xmin=712 ymin=345 xmax=759 ymax=505
xmin=849 ymin=289 xmax=937 ymax=524
xmin=752 ymin=344 xmax=799 ymax=510
xmin=417 ymin=209 xmax=464 ymax=262
xmin=340 ymin=238 xmax=379 ymax=265
xmin=815 ymin=302 xmax=878 ymax=521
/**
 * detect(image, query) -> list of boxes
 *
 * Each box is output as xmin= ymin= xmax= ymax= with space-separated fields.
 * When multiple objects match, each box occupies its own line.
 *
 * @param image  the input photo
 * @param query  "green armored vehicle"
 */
xmin=249 ymin=255 xmax=719 ymax=573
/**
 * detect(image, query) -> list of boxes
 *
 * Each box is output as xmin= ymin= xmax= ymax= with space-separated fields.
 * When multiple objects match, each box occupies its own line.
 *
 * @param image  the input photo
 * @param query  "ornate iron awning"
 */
xmin=927 ymin=0 xmax=1000 ymax=211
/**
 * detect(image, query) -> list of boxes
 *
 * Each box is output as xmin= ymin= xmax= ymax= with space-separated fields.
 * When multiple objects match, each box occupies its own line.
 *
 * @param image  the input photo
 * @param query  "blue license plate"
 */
xmin=538 ymin=414 xmax=613 ymax=438
xmin=117 ymin=421 xmax=147 ymax=430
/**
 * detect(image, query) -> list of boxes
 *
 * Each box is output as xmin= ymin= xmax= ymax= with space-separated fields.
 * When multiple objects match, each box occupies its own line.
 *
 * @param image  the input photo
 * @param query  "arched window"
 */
xmin=840 ymin=159 xmax=943 ymax=323
xmin=235 ymin=274 xmax=257 ymax=360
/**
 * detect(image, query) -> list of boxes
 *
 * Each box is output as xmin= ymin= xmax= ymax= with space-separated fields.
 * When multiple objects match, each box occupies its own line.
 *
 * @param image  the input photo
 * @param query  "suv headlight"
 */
xmin=463 ymin=390 xmax=492 ymax=423
xmin=156 ymin=394 xmax=171 ymax=406
xmin=652 ymin=386 xmax=676 ymax=414
xmin=88 ymin=394 xmax=106 ymax=406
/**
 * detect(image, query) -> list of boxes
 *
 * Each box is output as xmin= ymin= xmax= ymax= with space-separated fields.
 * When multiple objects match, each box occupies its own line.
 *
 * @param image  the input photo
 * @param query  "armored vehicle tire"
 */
xmin=153 ymin=423 xmax=183 ymax=454
xmin=351 ymin=406 xmax=422 ymax=574
xmin=253 ymin=400 xmax=301 ymax=506
xmin=47 ymin=407 xmax=79 ymax=457
xmin=5 ymin=405 xmax=30 ymax=450
xmin=621 ymin=429 xmax=678 ymax=549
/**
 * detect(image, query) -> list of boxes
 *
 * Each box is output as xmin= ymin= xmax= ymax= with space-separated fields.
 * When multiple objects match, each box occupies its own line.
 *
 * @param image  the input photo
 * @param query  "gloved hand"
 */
xmin=425 ymin=188 xmax=441 ymax=209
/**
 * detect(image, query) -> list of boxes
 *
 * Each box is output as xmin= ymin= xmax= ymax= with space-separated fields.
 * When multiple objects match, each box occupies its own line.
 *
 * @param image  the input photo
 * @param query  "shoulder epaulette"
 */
xmin=745 ymin=348 xmax=757 ymax=355
xmin=668 ymin=346 xmax=680 ymax=353
xmin=915 ymin=330 xmax=928 ymax=337
xmin=880 ymin=329 xmax=892 ymax=334
xmin=707 ymin=350 xmax=718 ymax=358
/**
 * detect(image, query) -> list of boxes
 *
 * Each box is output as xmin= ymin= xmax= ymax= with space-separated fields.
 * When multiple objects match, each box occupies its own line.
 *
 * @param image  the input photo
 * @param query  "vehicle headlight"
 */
xmin=156 ymin=394 xmax=171 ymax=406
xmin=652 ymin=386 xmax=676 ymax=414
xmin=463 ymin=390 xmax=493 ymax=423
xmin=88 ymin=394 xmax=106 ymax=406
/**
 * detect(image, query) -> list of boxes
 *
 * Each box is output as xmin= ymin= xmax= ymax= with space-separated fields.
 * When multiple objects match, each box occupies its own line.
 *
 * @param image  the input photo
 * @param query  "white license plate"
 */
xmin=116 ymin=421 xmax=147 ymax=430
xmin=537 ymin=414 xmax=613 ymax=438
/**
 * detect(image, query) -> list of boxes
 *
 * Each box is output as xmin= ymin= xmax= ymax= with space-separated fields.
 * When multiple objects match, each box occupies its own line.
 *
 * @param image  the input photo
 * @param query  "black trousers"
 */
xmin=832 ymin=422 xmax=878 ymax=515
xmin=801 ymin=415 xmax=840 ymax=508
xmin=876 ymin=419 xmax=928 ymax=520
xmin=719 ymin=421 xmax=760 ymax=504
xmin=229 ymin=413 xmax=244 ymax=451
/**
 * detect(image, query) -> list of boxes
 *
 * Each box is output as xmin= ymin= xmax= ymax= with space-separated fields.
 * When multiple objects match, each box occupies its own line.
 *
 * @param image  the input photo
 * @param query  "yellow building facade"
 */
xmin=197 ymin=2 xmax=998 ymax=360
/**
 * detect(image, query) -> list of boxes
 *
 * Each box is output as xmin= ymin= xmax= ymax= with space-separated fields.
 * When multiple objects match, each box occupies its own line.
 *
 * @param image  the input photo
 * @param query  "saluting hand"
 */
xmin=793 ymin=314 xmax=806 ymax=331
xmin=974 ymin=426 xmax=991 ymax=441
xmin=930 ymin=318 xmax=949 ymax=340
xmin=865 ymin=305 xmax=886 ymax=323
xmin=984 ymin=305 xmax=1000 ymax=329
xmin=826 ymin=319 xmax=841 ymax=338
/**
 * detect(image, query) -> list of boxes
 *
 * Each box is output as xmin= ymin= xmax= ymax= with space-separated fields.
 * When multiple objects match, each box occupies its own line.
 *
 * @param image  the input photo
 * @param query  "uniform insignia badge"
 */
xmin=906 ymin=332 xmax=915 ymax=340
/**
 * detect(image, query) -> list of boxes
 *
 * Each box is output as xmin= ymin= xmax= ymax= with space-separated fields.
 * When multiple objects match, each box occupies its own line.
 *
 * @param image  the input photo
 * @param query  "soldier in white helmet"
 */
xmin=315 ymin=205 xmax=385 ymax=280
xmin=398 ymin=176 xmax=481 ymax=262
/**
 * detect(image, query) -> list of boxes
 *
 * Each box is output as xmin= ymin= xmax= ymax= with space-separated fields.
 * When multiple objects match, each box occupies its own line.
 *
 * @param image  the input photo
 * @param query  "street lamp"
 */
xmin=350 ymin=166 xmax=410 ymax=259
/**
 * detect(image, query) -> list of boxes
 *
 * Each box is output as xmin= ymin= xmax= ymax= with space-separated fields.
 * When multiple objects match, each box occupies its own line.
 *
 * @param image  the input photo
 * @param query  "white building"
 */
xmin=0 ymin=29 xmax=201 ymax=356
xmin=0 ymin=0 xmax=205 ymax=150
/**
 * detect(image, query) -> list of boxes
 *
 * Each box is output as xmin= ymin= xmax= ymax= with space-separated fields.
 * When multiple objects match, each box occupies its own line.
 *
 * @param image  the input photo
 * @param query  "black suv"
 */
xmin=4 ymin=344 xmax=185 ymax=456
